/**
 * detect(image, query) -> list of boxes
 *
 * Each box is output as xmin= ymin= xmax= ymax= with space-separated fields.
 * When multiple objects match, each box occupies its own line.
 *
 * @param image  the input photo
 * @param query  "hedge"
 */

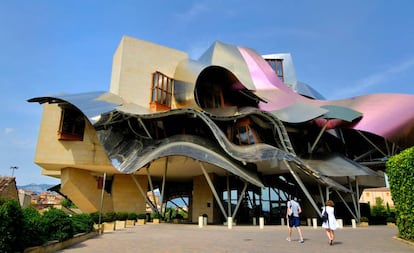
xmin=0 ymin=199 xmax=95 ymax=251
xmin=386 ymin=146 xmax=414 ymax=241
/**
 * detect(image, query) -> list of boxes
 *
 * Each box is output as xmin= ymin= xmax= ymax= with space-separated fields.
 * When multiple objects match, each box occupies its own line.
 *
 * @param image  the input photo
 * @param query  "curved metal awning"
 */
xmin=300 ymin=153 xmax=380 ymax=178
xmin=269 ymin=102 xmax=328 ymax=123
xmin=320 ymin=104 xmax=362 ymax=122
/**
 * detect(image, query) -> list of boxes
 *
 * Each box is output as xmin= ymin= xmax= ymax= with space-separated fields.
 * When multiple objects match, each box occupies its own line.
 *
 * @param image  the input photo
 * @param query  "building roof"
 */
xmin=0 ymin=176 xmax=16 ymax=194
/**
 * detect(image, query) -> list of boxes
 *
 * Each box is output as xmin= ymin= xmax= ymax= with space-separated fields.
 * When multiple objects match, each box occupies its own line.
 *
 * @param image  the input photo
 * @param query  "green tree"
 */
xmin=386 ymin=146 xmax=414 ymax=241
xmin=371 ymin=197 xmax=386 ymax=217
xmin=0 ymin=198 xmax=24 ymax=252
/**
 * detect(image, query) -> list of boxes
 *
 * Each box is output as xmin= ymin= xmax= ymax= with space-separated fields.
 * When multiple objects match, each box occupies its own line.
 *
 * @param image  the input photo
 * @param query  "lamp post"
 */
xmin=10 ymin=166 xmax=18 ymax=177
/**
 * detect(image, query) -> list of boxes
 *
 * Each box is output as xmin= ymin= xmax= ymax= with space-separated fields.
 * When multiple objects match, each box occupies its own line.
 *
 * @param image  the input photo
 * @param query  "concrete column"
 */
xmin=281 ymin=218 xmax=285 ymax=226
xmin=198 ymin=216 xmax=204 ymax=228
xmin=307 ymin=218 xmax=312 ymax=226
xmin=312 ymin=218 xmax=318 ymax=229
xmin=203 ymin=216 xmax=208 ymax=226
xmin=259 ymin=217 xmax=264 ymax=229
xmin=253 ymin=217 xmax=257 ymax=226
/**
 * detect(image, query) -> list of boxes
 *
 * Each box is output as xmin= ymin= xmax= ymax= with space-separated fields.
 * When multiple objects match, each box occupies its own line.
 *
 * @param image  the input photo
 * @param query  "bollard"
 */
xmin=307 ymin=218 xmax=312 ymax=226
xmin=198 ymin=216 xmax=204 ymax=228
xmin=259 ymin=217 xmax=264 ymax=229
xmin=228 ymin=217 xmax=233 ymax=229
xmin=203 ymin=216 xmax=208 ymax=226
xmin=352 ymin=219 xmax=356 ymax=228
xmin=337 ymin=219 xmax=343 ymax=228
xmin=253 ymin=217 xmax=257 ymax=226
xmin=312 ymin=218 xmax=318 ymax=229
xmin=281 ymin=218 xmax=285 ymax=226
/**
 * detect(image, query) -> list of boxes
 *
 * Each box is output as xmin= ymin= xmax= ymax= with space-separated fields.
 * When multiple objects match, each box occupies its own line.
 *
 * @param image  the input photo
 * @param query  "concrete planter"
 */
xmin=126 ymin=219 xmax=136 ymax=226
xmin=116 ymin=220 xmax=126 ymax=229
xmin=24 ymin=231 xmax=98 ymax=253
xmin=152 ymin=218 xmax=160 ymax=224
xmin=137 ymin=219 xmax=146 ymax=225
xmin=387 ymin=222 xmax=396 ymax=227
xmin=173 ymin=218 xmax=182 ymax=224
xmin=103 ymin=221 xmax=116 ymax=232
xmin=358 ymin=222 xmax=369 ymax=227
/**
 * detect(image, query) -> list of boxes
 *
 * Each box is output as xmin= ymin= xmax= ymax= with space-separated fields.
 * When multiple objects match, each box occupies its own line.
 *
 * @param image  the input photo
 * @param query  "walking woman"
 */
xmin=322 ymin=200 xmax=338 ymax=245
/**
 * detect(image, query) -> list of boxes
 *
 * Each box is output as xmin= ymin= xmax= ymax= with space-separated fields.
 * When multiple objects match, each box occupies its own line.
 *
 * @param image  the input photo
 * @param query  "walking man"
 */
xmin=286 ymin=197 xmax=304 ymax=243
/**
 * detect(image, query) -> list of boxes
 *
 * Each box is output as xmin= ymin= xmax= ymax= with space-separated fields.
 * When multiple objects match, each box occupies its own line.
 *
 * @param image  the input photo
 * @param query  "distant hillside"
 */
xmin=17 ymin=183 xmax=55 ymax=193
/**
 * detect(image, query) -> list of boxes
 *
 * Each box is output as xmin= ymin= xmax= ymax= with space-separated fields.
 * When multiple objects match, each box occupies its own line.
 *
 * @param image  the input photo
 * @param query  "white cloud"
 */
xmin=4 ymin=128 xmax=14 ymax=134
xmin=174 ymin=2 xmax=210 ymax=22
xmin=332 ymin=58 xmax=414 ymax=98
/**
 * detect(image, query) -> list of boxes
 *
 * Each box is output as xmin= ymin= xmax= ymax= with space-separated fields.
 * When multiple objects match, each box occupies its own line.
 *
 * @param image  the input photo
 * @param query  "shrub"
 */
xmin=151 ymin=212 xmax=161 ymax=219
xmin=61 ymin=198 xmax=77 ymax=208
xmin=102 ymin=211 xmax=117 ymax=222
xmin=360 ymin=216 xmax=369 ymax=222
xmin=173 ymin=213 xmax=183 ymax=219
xmin=386 ymin=146 xmax=414 ymax=241
xmin=90 ymin=211 xmax=101 ymax=224
xmin=0 ymin=198 xmax=24 ymax=252
xmin=116 ymin=212 xmax=129 ymax=221
xmin=371 ymin=197 xmax=387 ymax=217
xmin=72 ymin=213 xmax=94 ymax=234
xmin=22 ymin=206 xmax=46 ymax=248
xmin=137 ymin=213 xmax=147 ymax=219
xmin=127 ymin=212 xmax=138 ymax=221
xmin=40 ymin=207 xmax=74 ymax=242
xmin=387 ymin=216 xmax=396 ymax=223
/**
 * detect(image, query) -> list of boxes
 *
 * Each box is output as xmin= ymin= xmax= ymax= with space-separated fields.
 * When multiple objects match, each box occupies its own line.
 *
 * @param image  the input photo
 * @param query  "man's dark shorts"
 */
xmin=289 ymin=216 xmax=300 ymax=227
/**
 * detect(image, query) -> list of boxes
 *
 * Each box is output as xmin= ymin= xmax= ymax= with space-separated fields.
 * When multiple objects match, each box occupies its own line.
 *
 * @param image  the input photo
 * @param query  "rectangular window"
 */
xmin=58 ymin=107 xmax=85 ymax=141
xmin=151 ymin=71 xmax=174 ymax=108
xmin=265 ymin=59 xmax=284 ymax=82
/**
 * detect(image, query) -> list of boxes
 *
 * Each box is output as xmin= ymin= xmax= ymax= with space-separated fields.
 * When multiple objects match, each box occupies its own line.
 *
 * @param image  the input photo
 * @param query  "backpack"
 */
xmin=321 ymin=209 xmax=328 ymax=223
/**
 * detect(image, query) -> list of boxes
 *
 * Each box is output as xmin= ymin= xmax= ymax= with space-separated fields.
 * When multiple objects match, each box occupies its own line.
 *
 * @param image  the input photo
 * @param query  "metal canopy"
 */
xmin=301 ymin=153 xmax=380 ymax=177
xmin=270 ymin=102 xmax=328 ymax=123
xmin=320 ymin=104 xmax=362 ymax=122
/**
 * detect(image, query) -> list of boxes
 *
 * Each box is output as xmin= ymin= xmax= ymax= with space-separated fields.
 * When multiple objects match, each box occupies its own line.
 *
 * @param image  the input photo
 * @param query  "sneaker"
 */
xmin=299 ymin=239 xmax=304 ymax=243
xmin=286 ymin=238 xmax=291 ymax=242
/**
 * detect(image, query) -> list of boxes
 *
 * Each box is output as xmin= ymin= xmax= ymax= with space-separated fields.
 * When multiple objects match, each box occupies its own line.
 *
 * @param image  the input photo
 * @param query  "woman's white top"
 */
xmin=322 ymin=206 xmax=338 ymax=230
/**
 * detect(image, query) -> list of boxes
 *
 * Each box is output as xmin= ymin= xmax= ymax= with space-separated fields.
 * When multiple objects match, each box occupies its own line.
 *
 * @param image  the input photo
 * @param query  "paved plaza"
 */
xmin=58 ymin=223 xmax=413 ymax=253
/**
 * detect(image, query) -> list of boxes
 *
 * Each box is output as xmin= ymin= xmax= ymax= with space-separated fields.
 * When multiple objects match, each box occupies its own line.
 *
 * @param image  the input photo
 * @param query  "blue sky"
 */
xmin=1 ymin=1 xmax=414 ymax=186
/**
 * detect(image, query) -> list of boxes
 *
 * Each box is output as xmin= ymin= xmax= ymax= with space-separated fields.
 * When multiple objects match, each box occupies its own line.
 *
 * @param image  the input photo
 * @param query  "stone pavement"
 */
xmin=58 ymin=223 xmax=413 ymax=253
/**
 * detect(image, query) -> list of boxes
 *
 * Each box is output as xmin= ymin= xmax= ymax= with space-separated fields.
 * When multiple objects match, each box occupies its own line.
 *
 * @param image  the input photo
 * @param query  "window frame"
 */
xmin=265 ymin=59 xmax=284 ymax=82
xmin=151 ymin=71 xmax=174 ymax=108
xmin=57 ymin=106 xmax=85 ymax=141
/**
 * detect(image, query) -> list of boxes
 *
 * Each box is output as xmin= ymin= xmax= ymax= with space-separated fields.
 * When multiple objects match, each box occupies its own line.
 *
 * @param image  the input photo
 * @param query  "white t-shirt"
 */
xmin=288 ymin=200 xmax=301 ymax=217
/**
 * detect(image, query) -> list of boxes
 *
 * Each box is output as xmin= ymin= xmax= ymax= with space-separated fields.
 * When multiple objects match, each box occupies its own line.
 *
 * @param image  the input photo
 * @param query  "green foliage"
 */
xmin=1 ymin=198 xmax=97 ymax=250
xmin=386 ymin=146 xmax=414 ymax=241
xmin=90 ymin=211 xmax=101 ymax=224
xmin=0 ymin=198 xmax=24 ymax=252
xmin=22 ymin=206 xmax=46 ymax=248
xmin=173 ymin=213 xmax=183 ymax=219
xmin=137 ymin=213 xmax=147 ymax=219
xmin=40 ymin=207 xmax=74 ymax=242
xmin=116 ymin=212 xmax=129 ymax=221
xmin=72 ymin=213 xmax=94 ymax=234
xmin=102 ymin=211 xmax=117 ymax=222
xmin=371 ymin=197 xmax=387 ymax=217
xmin=360 ymin=216 xmax=369 ymax=222
xmin=127 ymin=212 xmax=138 ymax=221
xmin=151 ymin=212 xmax=161 ymax=219
xmin=61 ymin=198 xmax=77 ymax=208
